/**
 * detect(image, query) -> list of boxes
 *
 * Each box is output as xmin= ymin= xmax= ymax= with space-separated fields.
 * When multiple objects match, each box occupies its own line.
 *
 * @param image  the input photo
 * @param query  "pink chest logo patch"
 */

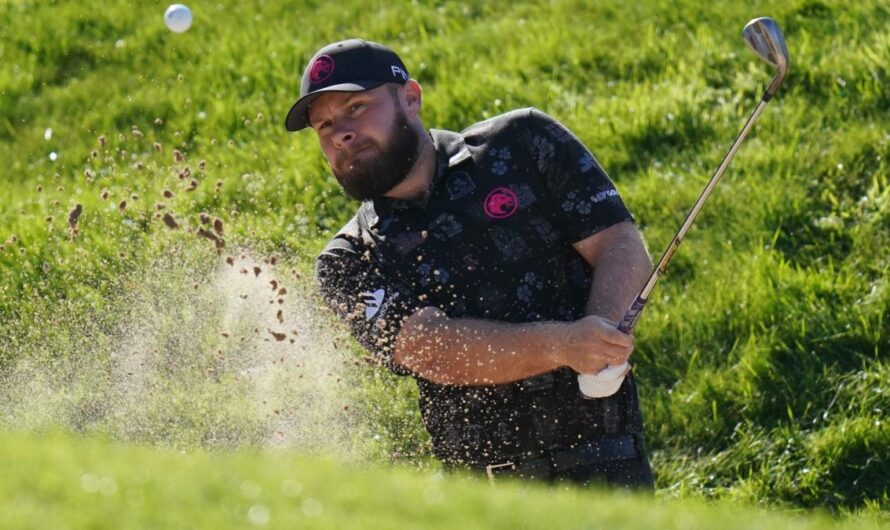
xmin=483 ymin=187 xmax=519 ymax=219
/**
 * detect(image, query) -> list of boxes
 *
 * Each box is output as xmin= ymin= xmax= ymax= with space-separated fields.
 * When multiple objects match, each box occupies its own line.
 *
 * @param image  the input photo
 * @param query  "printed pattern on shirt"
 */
xmin=315 ymin=108 xmax=644 ymax=465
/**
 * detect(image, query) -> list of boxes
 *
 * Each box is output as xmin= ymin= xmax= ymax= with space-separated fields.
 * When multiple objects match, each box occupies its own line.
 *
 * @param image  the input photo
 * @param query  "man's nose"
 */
xmin=331 ymin=124 xmax=356 ymax=148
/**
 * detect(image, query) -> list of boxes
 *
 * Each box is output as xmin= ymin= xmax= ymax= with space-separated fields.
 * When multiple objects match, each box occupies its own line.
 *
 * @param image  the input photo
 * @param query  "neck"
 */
xmin=382 ymin=131 xmax=436 ymax=201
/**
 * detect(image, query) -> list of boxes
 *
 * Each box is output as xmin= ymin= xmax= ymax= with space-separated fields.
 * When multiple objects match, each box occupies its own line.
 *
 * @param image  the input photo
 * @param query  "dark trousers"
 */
xmin=458 ymin=433 xmax=655 ymax=492
xmin=556 ymin=455 xmax=655 ymax=492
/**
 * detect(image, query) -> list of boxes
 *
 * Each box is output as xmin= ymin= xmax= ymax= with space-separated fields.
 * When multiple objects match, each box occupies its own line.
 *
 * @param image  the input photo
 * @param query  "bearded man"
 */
xmin=285 ymin=39 xmax=655 ymax=489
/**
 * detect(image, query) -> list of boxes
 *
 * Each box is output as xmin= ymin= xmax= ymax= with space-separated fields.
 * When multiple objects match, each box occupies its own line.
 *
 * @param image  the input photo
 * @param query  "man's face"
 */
xmin=307 ymin=85 xmax=420 ymax=201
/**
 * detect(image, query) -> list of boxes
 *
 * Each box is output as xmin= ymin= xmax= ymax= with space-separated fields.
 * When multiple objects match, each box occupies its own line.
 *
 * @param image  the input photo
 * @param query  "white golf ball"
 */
xmin=164 ymin=4 xmax=192 ymax=33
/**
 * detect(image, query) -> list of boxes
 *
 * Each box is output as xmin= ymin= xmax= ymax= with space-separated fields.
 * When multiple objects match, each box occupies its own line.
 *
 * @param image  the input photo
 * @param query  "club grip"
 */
xmin=617 ymin=295 xmax=648 ymax=334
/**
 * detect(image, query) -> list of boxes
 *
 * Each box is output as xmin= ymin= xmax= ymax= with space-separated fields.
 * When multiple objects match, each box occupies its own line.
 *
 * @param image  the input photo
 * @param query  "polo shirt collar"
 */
xmin=432 ymin=128 xmax=472 ymax=169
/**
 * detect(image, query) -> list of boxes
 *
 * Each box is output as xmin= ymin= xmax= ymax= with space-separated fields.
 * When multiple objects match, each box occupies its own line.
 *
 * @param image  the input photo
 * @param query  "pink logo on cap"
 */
xmin=484 ymin=187 xmax=519 ymax=219
xmin=309 ymin=55 xmax=335 ymax=84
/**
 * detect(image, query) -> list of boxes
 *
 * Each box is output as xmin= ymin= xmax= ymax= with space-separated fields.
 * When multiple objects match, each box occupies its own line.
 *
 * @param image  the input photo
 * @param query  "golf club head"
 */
xmin=743 ymin=17 xmax=789 ymax=99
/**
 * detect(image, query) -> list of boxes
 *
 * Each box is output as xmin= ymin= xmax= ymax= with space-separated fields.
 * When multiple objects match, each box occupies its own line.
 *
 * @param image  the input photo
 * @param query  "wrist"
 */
xmin=540 ymin=320 xmax=569 ymax=370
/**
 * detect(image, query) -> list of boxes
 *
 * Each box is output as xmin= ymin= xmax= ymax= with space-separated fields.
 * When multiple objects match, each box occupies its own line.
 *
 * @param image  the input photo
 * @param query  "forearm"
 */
xmin=393 ymin=307 xmax=565 ymax=386
xmin=585 ymin=230 xmax=653 ymax=321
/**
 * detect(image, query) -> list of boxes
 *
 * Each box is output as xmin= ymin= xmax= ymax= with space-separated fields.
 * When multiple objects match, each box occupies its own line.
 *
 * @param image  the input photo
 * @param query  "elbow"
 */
xmin=392 ymin=306 xmax=452 ymax=383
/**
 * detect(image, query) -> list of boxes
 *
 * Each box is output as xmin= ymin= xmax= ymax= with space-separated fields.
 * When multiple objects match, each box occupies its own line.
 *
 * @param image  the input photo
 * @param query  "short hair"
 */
xmin=386 ymin=83 xmax=402 ymax=106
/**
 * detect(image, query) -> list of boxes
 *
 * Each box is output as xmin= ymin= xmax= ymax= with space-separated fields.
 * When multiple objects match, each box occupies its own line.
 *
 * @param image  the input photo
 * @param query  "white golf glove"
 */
xmin=577 ymin=362 xmax=629 ymax=398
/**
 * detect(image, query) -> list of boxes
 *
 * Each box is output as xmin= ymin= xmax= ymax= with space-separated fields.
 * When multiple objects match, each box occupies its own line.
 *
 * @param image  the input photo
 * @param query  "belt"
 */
xmin=483 ymin=434 xmax=640 ymax=481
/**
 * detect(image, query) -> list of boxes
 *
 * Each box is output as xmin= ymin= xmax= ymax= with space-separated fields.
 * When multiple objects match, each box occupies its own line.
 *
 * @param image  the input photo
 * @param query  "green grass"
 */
xmin=1 ymin=430 xmax=886 ymax=530
xmin=1 ymin=0 xmax=888 ymax=524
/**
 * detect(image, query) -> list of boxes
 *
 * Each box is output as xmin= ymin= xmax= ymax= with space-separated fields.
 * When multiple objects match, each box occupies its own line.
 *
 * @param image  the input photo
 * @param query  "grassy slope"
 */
xmin=0 ymin=0 xmax=888 ymax=519
xmin=0 ymin=430 xmax=885 ymax=530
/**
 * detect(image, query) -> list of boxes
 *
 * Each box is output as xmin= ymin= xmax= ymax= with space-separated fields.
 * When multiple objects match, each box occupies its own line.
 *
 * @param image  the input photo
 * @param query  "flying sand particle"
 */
xmin=226 ymin=256 xmax=235 ymax=266
xmin=213 ymin=218 xmax=224 ymax=236
xmin=162 ymin=213 xmax=179 ymax=229
xmin=196 ymin=227 xmax=225 ymax=252
xmin=277 ymin=310 xmax=284 ymax=323
xmin=163 ymin=189 xmax=175 ymax=198
xmin=269 ymin=330 xmax=286 ymax=342
xmin=199 ymin=213 xmax=210 ymax=225
xmin=253 ymin=266 xmax=262 ymax=277
xmin=68 ymin=204 xmax=83 ymax=229
xmin=119 ymin=200 xmax=127 ymax=211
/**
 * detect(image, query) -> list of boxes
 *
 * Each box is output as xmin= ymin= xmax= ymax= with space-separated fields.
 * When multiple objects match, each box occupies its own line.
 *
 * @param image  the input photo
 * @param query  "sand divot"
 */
xmin=0 ymin=246 xmax=371 ymax=460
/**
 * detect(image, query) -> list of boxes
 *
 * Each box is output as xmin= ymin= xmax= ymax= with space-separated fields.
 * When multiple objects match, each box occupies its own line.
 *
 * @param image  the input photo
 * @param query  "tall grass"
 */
xmin=1 ymin=0 xmax=887 ymax=517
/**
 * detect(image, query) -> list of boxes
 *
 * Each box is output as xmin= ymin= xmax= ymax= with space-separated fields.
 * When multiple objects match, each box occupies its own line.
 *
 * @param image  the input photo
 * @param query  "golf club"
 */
xmin=578 ymin=16 xmax=790 ymax=398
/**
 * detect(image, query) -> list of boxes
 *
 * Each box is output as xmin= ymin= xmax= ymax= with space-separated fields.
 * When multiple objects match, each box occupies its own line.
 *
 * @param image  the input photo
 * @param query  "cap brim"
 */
xmin=284 ymin=81 xmax=386 ymax=132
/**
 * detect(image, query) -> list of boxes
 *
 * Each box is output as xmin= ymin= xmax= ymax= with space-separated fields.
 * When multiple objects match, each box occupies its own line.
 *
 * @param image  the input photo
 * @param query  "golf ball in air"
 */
xmin=164 ymin=4 xmax=192 ymax=33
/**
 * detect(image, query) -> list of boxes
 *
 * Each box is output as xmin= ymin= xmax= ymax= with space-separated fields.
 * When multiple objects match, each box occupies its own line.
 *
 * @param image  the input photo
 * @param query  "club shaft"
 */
xmin=617 ymin=94 xmax=771 ymax=334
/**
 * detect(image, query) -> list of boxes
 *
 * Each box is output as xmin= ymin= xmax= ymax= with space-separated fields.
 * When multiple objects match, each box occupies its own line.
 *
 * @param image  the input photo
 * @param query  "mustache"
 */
xmin=334 ymin=143 xmax=374 ymax=169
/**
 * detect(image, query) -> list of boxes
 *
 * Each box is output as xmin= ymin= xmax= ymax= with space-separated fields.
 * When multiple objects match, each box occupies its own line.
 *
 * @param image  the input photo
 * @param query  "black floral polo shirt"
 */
xmin=316 ymin=108 xmax=645 ymax=466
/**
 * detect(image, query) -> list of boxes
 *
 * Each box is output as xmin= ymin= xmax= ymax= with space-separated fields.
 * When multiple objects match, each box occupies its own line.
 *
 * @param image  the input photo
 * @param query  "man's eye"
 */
xmin=350 ymin=103 xmax=365 ymax=113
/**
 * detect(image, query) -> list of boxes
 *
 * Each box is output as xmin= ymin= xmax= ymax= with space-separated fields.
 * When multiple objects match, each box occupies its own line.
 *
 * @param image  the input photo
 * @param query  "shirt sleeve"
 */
xmin=520 ymin=108 xmax=634 ymax=243
xmin=316 ymin=234 xmax=425 ymax=376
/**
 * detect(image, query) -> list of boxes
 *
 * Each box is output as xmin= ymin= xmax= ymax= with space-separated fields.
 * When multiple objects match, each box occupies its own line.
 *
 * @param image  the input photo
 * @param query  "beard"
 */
xmin=331 ymin=106 xmax=421 ymax=201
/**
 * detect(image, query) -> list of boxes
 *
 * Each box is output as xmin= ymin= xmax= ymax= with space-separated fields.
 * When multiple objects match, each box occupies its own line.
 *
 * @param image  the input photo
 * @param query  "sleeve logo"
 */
xmin=359 ymin=289 xmax=386 ymax=320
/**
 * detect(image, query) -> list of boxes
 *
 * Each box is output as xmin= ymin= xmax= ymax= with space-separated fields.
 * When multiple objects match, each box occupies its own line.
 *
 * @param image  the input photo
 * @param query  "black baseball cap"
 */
xmin=284 ymin=39 xmax=410 ymax=132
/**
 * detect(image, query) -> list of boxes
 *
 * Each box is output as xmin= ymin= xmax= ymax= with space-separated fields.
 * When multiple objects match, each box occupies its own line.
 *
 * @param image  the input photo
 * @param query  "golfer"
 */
xmin=285 ymin=39 xmax=655 ymax=489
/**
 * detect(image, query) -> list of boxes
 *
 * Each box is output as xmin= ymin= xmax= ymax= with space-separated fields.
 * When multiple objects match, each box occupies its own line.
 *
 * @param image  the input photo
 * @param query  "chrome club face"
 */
xmin=743 ymin=17 xmax=790 ymax=99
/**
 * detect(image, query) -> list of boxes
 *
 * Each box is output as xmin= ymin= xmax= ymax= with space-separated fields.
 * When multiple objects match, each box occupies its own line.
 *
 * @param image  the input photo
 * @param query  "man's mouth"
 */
xmin=348 ymin=144 xmax=372 ymax=157
xmin=338 ymin=145 xmax=373 ymax=170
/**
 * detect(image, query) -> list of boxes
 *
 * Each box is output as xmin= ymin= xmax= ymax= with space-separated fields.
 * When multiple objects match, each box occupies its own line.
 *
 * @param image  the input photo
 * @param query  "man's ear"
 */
xmin=403 ymin=80 xmax=423 ymax=116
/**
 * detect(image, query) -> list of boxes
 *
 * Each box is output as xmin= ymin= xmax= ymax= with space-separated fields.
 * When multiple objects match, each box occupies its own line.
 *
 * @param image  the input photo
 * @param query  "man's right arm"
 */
xmin=392 ymin=307 xmax=633 ymax=386
xmin=317 ymin=230 xmax=632 ymax=386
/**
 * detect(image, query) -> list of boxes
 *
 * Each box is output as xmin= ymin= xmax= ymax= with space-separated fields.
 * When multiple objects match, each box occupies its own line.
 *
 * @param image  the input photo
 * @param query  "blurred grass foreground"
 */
xmin=0 ymin=0 xmax=888 ymax=527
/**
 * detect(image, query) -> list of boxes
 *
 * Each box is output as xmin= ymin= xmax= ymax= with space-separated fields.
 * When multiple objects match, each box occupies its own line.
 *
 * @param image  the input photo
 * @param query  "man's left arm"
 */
xmin=572 ymin=220 xmax=653 ymax=324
